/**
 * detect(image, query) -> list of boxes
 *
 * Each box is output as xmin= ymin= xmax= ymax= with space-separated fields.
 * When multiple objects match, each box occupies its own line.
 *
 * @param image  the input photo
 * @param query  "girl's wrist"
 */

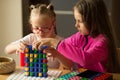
xmin=55 ymin=51 xmax=61 ymax=59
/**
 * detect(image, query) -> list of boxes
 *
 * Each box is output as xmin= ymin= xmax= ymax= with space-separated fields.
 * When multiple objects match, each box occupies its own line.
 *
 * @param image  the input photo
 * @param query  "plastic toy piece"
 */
xmin=23 ymin=45 xmax=48 ymax=77
xmin=56 ymin=70 xmax=113 ymax=80
xmin=20 ymin=52 xmax=25 ymax=66
xmin=56 ymin=72 xmax=80 ymax=80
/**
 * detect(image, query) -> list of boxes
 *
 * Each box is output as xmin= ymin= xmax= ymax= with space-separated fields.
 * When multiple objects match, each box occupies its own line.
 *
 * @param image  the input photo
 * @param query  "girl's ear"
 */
xmin=52 ymin=19 xmax=57 ymax=35
xmin=31 ymin=27 xmax=34 ymax=33
xmin=52 ymin=19 xmax=56 ymax=27
xmin=30 ymin=25 xmax=35 ymax=34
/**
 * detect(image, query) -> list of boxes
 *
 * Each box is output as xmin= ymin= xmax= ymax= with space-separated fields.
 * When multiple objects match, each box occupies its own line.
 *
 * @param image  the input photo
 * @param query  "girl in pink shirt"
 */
xmin=33 ymin=0 xmax=119 ymax=73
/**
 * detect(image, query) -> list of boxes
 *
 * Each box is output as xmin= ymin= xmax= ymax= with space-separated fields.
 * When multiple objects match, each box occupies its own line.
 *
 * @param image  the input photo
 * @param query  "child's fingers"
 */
xmin=16 ymin=42 xmax=26 ymax=54
xmin=38 ymin=43 xmax=47 ymax=50
xmin=47 ymin=53 xmax=52 ymax=57
xmin=45 ymin=47 xmax=56 ymax=55
xmin=44 ymin=47 xmax=58 ymax=62
xmin=16 ymin=47 xmax=24 ymax=54
xmin=19 ymin=44 xmax=26 ymax=51
xmin=16 ymin=49 xmax=19 ymax=55
xmin=47 ymin=54 xmax=54 ymax=61
xmin=20 ymin=41 xmax=27 ymax=49
xmin=32 ymin=41 xmax=45 ymax=50
xmin=20 ymin=41 xmax=27 ymax=46
xmin=32 ymin=41 xmax=41 ymax=50
xmin=32 ymin=41 xmax=36 ymax=50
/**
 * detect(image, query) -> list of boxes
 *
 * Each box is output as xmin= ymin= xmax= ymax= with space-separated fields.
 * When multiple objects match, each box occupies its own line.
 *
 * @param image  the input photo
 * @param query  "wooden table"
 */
xmin=0 ymin=67 xmax=120 ymax=80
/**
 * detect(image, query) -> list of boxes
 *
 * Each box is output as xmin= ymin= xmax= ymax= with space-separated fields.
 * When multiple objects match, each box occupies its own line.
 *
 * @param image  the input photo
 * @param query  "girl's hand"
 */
xmin=32 ymin=38 xmax=60 ymax=50
xmin=32 ymin=40 xmax=51 ymax=50
xmin=43 ymin=46 xmax=58 ymax=57
xmin=32 ymin=38 xmax=60 ymax=59
xmin=16 ymin=41 xmax=27 ymax=54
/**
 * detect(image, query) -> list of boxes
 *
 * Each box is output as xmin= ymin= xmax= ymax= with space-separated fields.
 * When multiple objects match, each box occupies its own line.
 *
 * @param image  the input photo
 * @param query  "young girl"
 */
xmin=5 ymin=4 xmax=63 ymax=68
xmin=35 ymin=0 xmax=119 ymax=73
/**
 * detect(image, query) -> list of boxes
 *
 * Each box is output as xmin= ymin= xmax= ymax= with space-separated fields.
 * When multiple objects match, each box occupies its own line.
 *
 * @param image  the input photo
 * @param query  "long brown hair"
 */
xmin=74 ymin=0 xmax=120 ymax=73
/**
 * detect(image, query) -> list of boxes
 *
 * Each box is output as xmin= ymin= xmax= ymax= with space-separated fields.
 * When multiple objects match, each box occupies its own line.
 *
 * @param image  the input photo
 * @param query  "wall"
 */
xmin=111 ymin=0 xmax=120 ymax=47
xmin=51 ymin=0 xmax=78 ymax=38
xmin=0 ymin=0 xmax=22 ymax=65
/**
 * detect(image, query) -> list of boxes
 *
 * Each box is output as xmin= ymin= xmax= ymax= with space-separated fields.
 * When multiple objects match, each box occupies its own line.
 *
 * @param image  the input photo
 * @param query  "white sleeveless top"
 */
xmin=12 ymin=33 xmax=63 ymax=68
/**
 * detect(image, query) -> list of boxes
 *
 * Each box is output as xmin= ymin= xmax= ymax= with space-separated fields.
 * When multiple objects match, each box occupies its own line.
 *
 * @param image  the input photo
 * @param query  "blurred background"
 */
xmin=0 ymin=0 xmax=119 ymax=66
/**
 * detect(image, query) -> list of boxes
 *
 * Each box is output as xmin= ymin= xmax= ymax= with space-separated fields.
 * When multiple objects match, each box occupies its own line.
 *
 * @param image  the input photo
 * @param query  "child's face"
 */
xmin=74 ymin=8 xmax=89 ymax=35
xmin=30 ymin=14 xmax=54 ymax=38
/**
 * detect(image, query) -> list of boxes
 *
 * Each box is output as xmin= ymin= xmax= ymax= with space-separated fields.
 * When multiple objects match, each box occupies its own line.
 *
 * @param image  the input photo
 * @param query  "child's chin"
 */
xmin=79 ymin=32 xmax=87 ymax=35
xmin=38 ymin=34 xmax=46 ymax=37
xmin=79 ymin=32 xmax=84 ymax=35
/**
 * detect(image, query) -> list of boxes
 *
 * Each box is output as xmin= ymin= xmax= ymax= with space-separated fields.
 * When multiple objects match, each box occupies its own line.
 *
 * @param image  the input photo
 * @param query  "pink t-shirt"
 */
xmin=57 ymin=32 xmax=108 ymax=72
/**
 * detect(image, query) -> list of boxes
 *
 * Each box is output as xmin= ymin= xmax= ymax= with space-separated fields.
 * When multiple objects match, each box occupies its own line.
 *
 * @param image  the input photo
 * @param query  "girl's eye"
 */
xmin=78 ymin=20 xmax=83 ymax=23
xmin=75 ymin=19 xmax=83 ymax=23
xmin=36 ymin=27 xmax=39 ymax=29
xmin=33 ymin=27 xmax=39 ymax=30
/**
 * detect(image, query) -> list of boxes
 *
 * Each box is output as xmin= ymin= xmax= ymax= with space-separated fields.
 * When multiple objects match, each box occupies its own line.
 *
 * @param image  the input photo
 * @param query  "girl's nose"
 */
xmin=38 ymin=27 xmax=43 ymax=31
xmin=75 ymin=23 xmax=78 ymax=28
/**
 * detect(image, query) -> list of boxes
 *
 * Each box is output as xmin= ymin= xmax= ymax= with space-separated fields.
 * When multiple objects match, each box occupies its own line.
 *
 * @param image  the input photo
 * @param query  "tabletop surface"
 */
xmin=0 ymin=67 xmax=70 ymax=80
xmin=0 ymin=67 xmax=120 ymax=80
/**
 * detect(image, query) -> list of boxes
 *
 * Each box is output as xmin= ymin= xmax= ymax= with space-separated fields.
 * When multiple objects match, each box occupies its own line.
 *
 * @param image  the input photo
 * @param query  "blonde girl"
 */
xmin=5 ymin=4 xmax=63 ymax=68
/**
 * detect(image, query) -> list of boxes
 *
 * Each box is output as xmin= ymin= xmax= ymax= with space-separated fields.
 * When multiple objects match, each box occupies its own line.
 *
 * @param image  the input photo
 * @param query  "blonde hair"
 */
xmin=30 ymin=4 xmax=56 ymax=20
xmin=29 ymin=4 xmax=57 ymax=34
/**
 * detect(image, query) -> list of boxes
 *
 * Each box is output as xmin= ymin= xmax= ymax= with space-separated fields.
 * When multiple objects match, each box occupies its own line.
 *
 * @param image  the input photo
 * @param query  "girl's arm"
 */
xmin=56 ymin=51 xmax=74 ymax=69
xmin=43 ymin=47 xmax=74 ymax=69
xmin=5 ymin=43 xmax=19 ymax=54
xmin=5 ymin=41 xmax=27 ymax=54
xmin=5 ymin=34 xmax=33 ymax=54
xmin=57 ymin=38 xmax=108 ymax=67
